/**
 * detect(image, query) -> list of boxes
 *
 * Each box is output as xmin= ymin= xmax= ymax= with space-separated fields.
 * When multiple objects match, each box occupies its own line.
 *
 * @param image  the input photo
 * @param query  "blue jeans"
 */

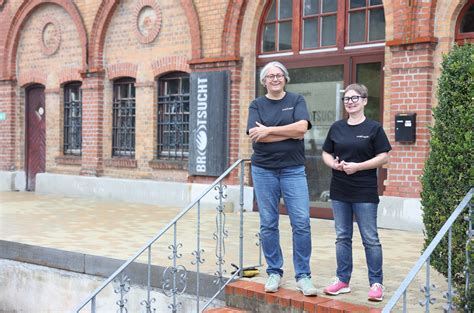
xmin=331 ymin=200 xmax=383 ymax=286
xmin=252 ymin=165 xmax=312 ymax=280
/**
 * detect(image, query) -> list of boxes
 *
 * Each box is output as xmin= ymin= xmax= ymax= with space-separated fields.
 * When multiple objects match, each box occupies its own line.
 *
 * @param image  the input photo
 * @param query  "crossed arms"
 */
xmin=248 ymin=120 xmax=309 ymax=143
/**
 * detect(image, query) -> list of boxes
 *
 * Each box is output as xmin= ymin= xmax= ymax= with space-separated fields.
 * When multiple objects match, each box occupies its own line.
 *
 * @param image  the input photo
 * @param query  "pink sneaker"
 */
xmin=323 ymin=277 xmax=351 ymax=296
xmin=368 ymin=283 xmax=384 ymax=301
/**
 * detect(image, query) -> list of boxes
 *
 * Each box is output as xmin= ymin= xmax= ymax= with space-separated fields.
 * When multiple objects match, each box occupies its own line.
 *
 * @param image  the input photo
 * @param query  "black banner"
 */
xmin=188 ymin=71 xmax=229 ymax=176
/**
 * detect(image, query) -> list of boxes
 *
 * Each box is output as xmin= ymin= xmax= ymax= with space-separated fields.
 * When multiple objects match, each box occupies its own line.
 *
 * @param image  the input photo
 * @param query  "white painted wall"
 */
xmin=35 ymin=173 xmax=254 ymax=212
xmin=0 ymin=259 xmax=223 ymax=313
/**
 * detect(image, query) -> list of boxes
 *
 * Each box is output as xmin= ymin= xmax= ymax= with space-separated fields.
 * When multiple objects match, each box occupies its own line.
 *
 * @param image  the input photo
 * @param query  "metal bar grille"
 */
xmin=63 ymin=84 xmax=82 ymax=155
xmin=157 ymin=94 xmax=190 ymax=160
xmin=112 ymin=81 xmax=135 ymax=157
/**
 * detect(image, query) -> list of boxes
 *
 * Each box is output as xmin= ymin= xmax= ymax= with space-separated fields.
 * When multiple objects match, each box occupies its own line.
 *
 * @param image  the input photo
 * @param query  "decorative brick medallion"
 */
xmin=39 ymin=18 xmax=61 ymax=56
xmin=134 ymin=0 xmax=162 ymax=44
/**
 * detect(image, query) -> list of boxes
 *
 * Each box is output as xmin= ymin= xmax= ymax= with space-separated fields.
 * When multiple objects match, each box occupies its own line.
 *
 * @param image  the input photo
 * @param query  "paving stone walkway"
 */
xmin=0 ymin=191 xmax=448 ymax=312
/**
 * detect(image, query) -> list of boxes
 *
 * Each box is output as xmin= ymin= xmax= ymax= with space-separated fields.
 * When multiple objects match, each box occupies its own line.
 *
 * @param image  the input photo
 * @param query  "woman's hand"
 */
xmin=249 ymin=122 xmax=271 ymax=142
xmin=333 ymin=156 xmax=344 ymax=171
xmin=341 ymin=161 xmax=360 ymax=175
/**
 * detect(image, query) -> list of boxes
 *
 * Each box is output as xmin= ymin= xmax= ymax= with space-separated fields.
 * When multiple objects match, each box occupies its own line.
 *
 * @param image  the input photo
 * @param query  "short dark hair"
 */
xmin=344 ymin=83 xmax=368 ymax=98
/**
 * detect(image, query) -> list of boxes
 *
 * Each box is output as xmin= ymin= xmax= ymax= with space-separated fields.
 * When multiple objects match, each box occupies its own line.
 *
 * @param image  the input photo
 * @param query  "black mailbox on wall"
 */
xmin=395 ymin=113 xmax=416 ymax=143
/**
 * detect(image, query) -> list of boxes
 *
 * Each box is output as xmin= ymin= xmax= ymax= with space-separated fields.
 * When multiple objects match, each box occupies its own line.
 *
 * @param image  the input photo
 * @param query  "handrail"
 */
xmin=75 ymin=158 xmax=255 ymax=312
xmin=382 ymin=188 xmax=473 ymax=312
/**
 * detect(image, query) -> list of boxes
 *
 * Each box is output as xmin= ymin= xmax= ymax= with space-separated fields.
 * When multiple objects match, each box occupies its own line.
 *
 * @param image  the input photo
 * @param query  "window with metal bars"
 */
xmin=157 ymin=73 xmax=190 ymax=160
xmin=63 ymin=82 xmax=82 ymax=156
xmin=112 ymin=78 xmax=136 ymax=157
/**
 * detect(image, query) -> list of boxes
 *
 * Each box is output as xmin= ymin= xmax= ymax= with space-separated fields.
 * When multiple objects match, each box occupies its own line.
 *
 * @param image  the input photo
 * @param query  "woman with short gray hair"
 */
xmin=247 ymin=61 xmax=317 ymax=296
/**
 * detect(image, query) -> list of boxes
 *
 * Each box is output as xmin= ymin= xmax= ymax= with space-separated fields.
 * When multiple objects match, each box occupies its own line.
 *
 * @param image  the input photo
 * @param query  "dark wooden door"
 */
xmin=351 ymin=55 xmax=387 ymax=195
xmin=26 ymin=85 xmax=46 ymax=191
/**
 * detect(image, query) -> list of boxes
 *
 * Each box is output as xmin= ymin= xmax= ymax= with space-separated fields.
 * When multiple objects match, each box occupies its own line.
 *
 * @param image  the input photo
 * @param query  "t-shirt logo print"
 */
xmin=282 ymin=107 xmax=294 ymax=111
xmin=356 ymin=135 xmax=369 ymax=138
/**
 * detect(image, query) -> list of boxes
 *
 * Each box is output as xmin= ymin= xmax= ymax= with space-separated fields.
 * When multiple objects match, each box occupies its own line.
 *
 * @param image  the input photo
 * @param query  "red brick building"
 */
xmin=0 ymin=0 xmax=472 ymax=227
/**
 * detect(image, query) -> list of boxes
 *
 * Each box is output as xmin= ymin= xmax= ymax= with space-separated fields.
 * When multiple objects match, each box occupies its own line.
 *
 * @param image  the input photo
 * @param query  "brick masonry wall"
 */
xmin=383 ymin=0 xmax=466 ymax=197
xmin=0 ymin=80 xmax=16 ymax=171
xmin=0 ymin=0 xmax=467 ymax=199
xmin=194 ymin=0 xmax=228 ymax=58
xmin=384 ymin=44 xmax=435 ymax=197
xmin=13 ymin=3 xmax=83 ymax=175
xmin=101 ymin=0 xmax=191 ymax=179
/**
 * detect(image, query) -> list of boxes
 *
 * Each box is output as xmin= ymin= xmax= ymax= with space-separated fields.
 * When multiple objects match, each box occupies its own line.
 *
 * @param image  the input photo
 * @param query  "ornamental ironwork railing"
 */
xmin=383 ymin=188 xmax=473 ymax=312
xmin=74 ymin=159 xmax=261 ymax=313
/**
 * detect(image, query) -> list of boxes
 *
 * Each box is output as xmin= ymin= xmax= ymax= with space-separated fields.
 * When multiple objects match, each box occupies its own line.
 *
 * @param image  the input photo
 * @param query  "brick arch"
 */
xmin=18 ymin=69 xmax=47 ymax=87
xmin=88 ymin=0 xmax=120 ymax=69
xmin=390 ymin=0 xmax=438 ymax=43
xmin=58 ymin=68 xmax=83 ymax=85
xmin=89 ymin=0 xmax=201 ymax=69
xmin=180 ymin=0 xmax=201 ymax=59
xmin=249 ymin=1 xmax=268 ymax=50
xmin=2 ymin=0 xmax=87 ymax=80
xmin=151 ymin=56 xmax=190 ymax=78
xmin=381 ymin=0 xmax=394 ymax=40
xmin=222 ymin=0 xmax=248 ymax=57
xmin=426 ymin=0 xmax=439 ymax=39
xmin=106 ymin=62 xmax=138 ymax=80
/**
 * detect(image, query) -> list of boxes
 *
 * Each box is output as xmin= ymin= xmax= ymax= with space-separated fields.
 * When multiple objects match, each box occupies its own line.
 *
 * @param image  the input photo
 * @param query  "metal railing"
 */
xmin=75 ymin=159 xmax=262 ymax=313
xmin=383 ymin=188 xmax=473 ymax=312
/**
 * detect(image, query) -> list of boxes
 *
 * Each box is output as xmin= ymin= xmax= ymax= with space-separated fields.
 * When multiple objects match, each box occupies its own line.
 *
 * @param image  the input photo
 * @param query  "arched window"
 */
xmin=112 ymin=77 xmax=136 ymax=157
xmin=259 ymin=0 xmax=385 ymax=55
xmin=455 ymin=0 xmax=474 ymax=44
xmin=156 ymin=72 xmax=190 ymax=160
xmin=63 ymin=82 xmax=82 ymax=156
xmin=261 ymin=0 xmax=293 ymax=52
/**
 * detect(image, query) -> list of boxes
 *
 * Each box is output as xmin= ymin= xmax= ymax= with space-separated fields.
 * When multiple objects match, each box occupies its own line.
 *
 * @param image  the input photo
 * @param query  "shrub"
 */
xmin=420 ymin=43 xmax=473 ymax=311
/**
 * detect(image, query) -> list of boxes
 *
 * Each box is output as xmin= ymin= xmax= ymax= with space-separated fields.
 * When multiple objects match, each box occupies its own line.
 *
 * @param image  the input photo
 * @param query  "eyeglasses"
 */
xmin=341 ymin=95 xmax=366 ymax=103
xmin=265 ymin=73 xmax=285 ymax=81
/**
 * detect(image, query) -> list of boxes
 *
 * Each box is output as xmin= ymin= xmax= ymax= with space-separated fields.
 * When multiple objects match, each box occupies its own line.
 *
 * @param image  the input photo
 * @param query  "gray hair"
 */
xmin=259 ymin=61 xmax=290 ymax=87
xmin=344 ymin=83 xmax=369 ymax=98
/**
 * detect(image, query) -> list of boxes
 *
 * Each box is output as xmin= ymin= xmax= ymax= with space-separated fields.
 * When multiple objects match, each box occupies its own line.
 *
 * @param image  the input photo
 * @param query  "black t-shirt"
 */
xmin=322 ymin=118 xmax=392 ymax=203
xmin=246 ymin=92 xmax=312 ymax=169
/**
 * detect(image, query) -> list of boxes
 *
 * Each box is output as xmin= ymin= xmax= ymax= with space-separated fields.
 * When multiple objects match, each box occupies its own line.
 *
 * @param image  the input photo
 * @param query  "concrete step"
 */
xmin=225 ymin=280 xmax=382 ymax=313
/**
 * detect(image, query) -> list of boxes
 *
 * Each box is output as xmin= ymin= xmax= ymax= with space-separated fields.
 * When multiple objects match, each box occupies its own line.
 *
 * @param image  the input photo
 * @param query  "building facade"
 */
xmin=0 ymin=0 xmax=472 ymax=225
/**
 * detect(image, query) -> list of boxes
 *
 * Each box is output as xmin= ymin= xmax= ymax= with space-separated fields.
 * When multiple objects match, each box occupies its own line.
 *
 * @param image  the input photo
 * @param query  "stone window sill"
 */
xmin=149 ymin=159 xmax=188 ymax=170
xmin=55 ymin=155 xmax=81 ymax=165
xmin=104 ymin=158 xmax=137 ymax=168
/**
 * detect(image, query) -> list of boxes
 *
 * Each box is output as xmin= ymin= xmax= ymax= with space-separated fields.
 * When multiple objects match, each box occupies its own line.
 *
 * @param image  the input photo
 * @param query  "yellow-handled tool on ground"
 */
xmin=231 ymin=263 xmax=260 ymax=278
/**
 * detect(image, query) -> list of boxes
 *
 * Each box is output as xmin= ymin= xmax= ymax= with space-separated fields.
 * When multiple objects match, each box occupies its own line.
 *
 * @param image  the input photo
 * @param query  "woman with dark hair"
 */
xmin=247 ymin=61 xmax=317 ymax=296
xmin=321 ymin=83 xmax=391 ymax=302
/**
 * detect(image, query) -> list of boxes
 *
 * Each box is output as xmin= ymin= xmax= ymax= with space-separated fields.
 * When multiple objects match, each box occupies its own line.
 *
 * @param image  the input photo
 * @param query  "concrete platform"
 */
xmin=0 ymin=191 xmax=448 ymax=312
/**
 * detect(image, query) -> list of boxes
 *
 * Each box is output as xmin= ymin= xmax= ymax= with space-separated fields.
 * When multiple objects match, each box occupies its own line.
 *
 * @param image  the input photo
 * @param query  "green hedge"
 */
xmin=420 ymin=43 xmax=473 ymax=311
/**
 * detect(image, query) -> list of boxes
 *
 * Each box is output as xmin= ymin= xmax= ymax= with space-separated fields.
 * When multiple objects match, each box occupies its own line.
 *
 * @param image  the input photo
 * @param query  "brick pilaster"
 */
xmin=0 ymin=79 xmax=17 ymax=171
xmin=384 ymin=43 xmax=436 ymax=198
xmin=80 ymin=70 xmax=105 ymax=176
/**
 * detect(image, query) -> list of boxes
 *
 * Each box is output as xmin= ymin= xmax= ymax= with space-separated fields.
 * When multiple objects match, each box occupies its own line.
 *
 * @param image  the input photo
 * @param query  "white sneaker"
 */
xmin=264 ymin=273 xmax=282 ymax=293
xmin=296 ymin=276 xmax=318 ymax=296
